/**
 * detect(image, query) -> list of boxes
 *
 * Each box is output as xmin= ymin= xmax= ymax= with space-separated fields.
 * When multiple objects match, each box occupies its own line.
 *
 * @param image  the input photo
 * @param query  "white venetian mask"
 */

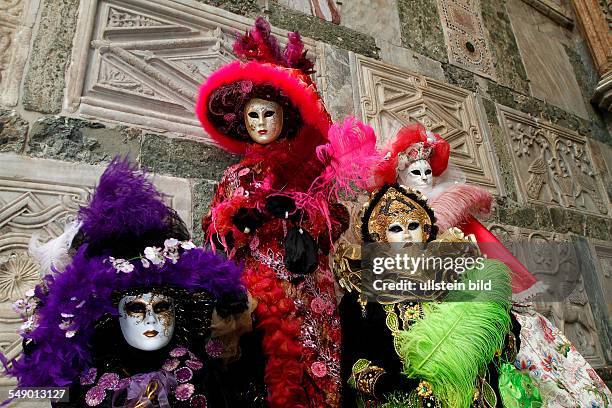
xmin=244 ymin=98 xmax=284 ymax=144
xmin=118 ymin=292 xmax=175 ymax=351
xmin=398 ymin=159 xmax=433 ymax=189
xmin=386 ymin=219 xmax=425 ymax=244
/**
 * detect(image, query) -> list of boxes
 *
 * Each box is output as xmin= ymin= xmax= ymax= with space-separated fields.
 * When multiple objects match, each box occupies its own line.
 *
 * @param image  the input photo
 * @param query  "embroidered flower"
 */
xmin=186 ymin=359 xmax=203 ymax=371
xmin=190 ymin=394 xmax=207 ymax=408
xmin=174 ymin=383 xmax=195 ymax=401
xmin=205 ymin=339 xmax=224 ymax=358
xmin=80 ymin=368 xmax=97 ymax=385
xmin=517 ymin=358 xmax=536 ymax=371
xmin=538 ymin=315 xmax=555 ymax=343
xmin=175 ymin=367 xmax=193 ymax=383
xmin=240 ymin=80 xmax=253 ymax=94
xmin=170 ymin=346 xmax=188 ymax=357
xmin=311 ymin=361 xmax=327 ymax=378
xmin=98 ymin=373 xmax=120 ymax=390
xmin=141 ymin=258 xmax=150 ymax=268
xmin=144 ymin=246 xmax=164 ymax=266
xmin=85 ymin=386 xmax=106 ymax=406
xmin=162 ymin=358 xmax=181 ymax=372
xmin=310 ymin=297 xmax=326 ymax=314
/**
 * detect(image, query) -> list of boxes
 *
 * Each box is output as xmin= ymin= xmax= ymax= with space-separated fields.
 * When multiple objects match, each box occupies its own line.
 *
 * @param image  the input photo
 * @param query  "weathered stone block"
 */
xmin=506 ymin=0 xmax=589 ymax=119
xmin=21 ymin=0 xmax=80 ymax=113
xmin=0 ymin=109 xmax=28 ymax=153
xmin=550 ymin=208 xmax=586 ymax=235
xmin=496 ymin=198 xmax=537 ymax=229
xmin=267 ymin=2 xmax=378 ymax=58
xmin=317 ymin=44 xmax=354 ymax=122
xmin=27 ymin=117 xmax=141 ymax=164
xmin=480 ymin=0 xmax=530 ymax=95
xmin=397 ymin=0 xmax=447 ymax=62
xmin=376 ymin=40 xmax=445 ymax=81
xmin=191 ymin=179 xmax=217 ymax=245
xmin=141 ymin=133 xmax=237 ymax=180
xmin=338 ymin=0 xmax=402 ymax=46
xmin=584 ymin=215 xmax=610 ymax=240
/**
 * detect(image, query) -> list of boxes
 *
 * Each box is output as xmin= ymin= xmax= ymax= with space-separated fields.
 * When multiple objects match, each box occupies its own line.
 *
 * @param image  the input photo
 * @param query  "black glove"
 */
xmin=284 ymin=226 xmax=318 ymax=274
xmin=231 ymin=208 xmax=264 ymax=233
xmin=265 ymin=195 xmax=298 ymax=220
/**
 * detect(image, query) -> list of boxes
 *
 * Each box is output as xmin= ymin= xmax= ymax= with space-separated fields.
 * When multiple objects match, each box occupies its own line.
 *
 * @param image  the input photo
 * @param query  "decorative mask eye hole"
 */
xmin=247 ymin=112 xmax=259 ymax=119
xmin=153 ymin=300 xmax=171 ymax=314
xmin=264 ymin=110 xmax=275 ymax=118
xmin=411 ymin=169 xmax=421 ymax=176
xmin=407 ymin=221 xmax=420 ymax=230
xmin=425 ymin=169 xmax=432 ymax=175
xmin=388 ymin=224 xmax=404 ymax=233
xmin=125 ymin=301 xmax=146 ymax=315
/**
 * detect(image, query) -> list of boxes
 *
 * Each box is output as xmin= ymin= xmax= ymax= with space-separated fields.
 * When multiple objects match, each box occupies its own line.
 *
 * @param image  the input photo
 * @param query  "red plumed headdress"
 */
xmin=374 ymin=123 xmax=450 ymax=187
xmin=195 ymin=17 xmax=330 ymax=154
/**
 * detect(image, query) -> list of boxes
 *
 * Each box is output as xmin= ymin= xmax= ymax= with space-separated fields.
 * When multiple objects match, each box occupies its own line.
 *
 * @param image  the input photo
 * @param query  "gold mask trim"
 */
xmin=364 ymin=186 xmax=434 ymax=243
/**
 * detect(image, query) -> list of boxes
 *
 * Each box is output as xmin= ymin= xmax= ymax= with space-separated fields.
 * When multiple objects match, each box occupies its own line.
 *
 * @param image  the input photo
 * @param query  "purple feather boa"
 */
xmin=4 ymin=246 xmax=244 ymax=387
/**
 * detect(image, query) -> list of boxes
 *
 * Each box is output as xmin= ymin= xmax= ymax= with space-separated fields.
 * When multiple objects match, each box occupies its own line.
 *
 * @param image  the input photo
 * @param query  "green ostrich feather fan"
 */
xmin=396 ymin=259 xmax=513 ymax=408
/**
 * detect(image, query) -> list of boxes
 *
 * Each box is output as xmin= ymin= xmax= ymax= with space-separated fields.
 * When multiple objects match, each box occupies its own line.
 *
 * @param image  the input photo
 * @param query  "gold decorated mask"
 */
xmin=362 ymin=185 xmax=435 ymax=243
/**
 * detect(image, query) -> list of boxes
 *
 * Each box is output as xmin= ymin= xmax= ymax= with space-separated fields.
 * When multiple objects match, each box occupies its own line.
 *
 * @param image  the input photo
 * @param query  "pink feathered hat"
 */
xmin=195 ymin=17 xmax=331 ymax=154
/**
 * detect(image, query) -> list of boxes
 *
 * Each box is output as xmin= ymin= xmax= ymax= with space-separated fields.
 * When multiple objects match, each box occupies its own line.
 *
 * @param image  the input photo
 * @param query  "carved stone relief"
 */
xmin=0 ymin=155 xmax=191 ymax=392
xmin=351 ymin=53 xmax=501 ymax=193
xmin=65 ymin=0 xmax=316 ymax=138
xmin=0 ymin=0 xmax=40 ymax=106
xmin=590 ymin=240 xmax=612 ymax=320
xmin=487 ymin=223 xmax=607 ymax=368
xmin=436 ymin=0 xmax=496 ymax=78
xmin=498 ymin=105 xmax=610 ymax=217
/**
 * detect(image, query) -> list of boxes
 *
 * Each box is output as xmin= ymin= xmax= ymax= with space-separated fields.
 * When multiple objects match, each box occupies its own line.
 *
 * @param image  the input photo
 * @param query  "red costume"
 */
xmin=196 ymin=18 xmax=346 ymax=408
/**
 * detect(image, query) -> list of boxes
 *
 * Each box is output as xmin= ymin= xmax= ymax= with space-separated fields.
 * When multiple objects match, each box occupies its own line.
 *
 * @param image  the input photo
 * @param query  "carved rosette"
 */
xmin=499 ymin=106 xmax=610 ymax=216
xmin=352 ymin=53 xmax=501 ymax=193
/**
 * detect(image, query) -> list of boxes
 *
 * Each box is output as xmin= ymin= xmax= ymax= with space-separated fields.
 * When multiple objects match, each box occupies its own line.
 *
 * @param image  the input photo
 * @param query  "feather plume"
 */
xmin=429 ymin=184 xmax=492 ymax=231
xmin=78 ymin=157 xmax=169 ymax=245
xmin=284 ymin=32 xmax=315 ymax=74
xmin=29 ymin=221 xmax=81 ymax=276
xmin=233 ymin=17 xmax=284 ymax=66
xmin=397 ymin=259 xmax=512 ymax=408
xmin=315 ymin=117 xmax=382 ymax=197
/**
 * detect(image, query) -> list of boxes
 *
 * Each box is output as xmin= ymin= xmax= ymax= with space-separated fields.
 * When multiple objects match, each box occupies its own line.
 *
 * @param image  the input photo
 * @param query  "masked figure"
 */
xmin=4 ymin=159 xmax=258 ymax=407
xmin=336 ymin=184 xmax=529 ymax=408
xmin=374 ymin=125 xmax=612 ymax=407
xmin=196 ymin=17 xmax=360 ymax=408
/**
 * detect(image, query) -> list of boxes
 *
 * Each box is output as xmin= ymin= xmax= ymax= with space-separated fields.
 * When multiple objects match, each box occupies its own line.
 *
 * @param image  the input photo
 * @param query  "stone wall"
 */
xmin=1 ymin=0 xmax=611 ymax=401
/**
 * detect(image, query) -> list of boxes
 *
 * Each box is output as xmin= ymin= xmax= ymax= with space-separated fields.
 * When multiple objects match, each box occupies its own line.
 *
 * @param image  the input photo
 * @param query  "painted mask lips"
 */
xmin=143 ymin=330 xmax=159 ymax=338
xmin=257 ymin=130 xmax=268 ymax=135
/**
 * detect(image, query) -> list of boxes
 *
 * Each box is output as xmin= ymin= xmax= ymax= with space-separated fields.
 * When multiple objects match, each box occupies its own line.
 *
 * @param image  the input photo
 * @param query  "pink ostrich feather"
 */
xmin=429 ymin=184 xmax=493 ymax=231
xmin=281 ymin=117 xmax=382 ymax=244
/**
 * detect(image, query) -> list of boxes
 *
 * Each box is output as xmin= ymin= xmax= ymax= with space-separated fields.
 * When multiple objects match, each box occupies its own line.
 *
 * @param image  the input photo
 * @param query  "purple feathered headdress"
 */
xmin=2 ymin=158 xmax=246 ymax=388
xmin=79 ymin=157 xmax=171 ymax=247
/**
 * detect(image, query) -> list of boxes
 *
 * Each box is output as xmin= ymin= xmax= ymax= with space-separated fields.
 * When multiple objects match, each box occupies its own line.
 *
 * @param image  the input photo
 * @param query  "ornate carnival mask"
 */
xmin=119 ymin=292 xmax=175 ymax=351
xmin=397 ymin=142 xmax=434 ymax=189
xmin=362 ymin=185 xmax=436 ymax=244
xmin=244 ymin=98 xmax=284 ymax=144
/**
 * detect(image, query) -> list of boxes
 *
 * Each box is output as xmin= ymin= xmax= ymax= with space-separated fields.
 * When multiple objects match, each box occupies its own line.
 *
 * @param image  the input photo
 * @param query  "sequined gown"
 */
xmin=203 ymin=146 xmax=348 ymax=408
